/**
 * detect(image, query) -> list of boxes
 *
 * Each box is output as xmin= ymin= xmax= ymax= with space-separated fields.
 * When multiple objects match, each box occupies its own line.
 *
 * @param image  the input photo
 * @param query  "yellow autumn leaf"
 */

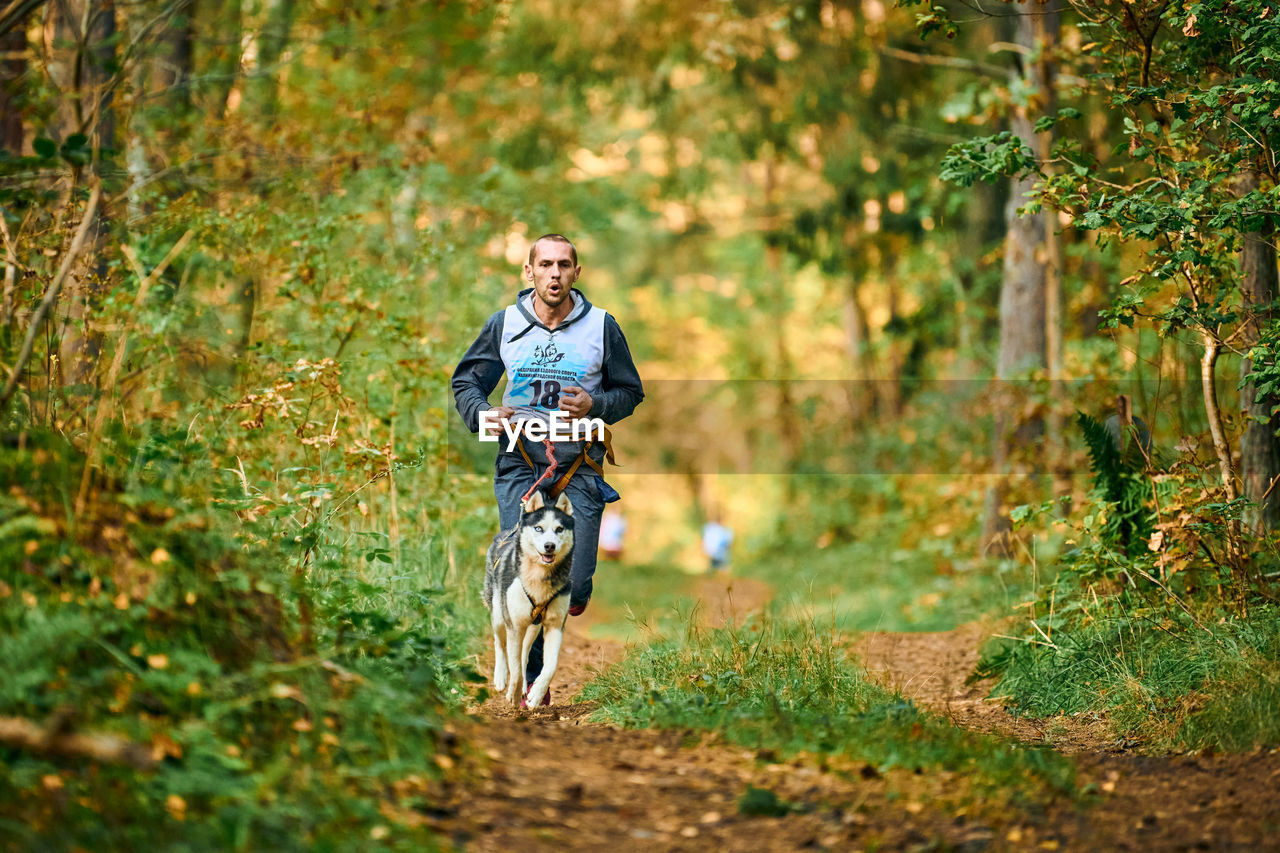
xmin=166 ymin=795 xmax=187 ymax=820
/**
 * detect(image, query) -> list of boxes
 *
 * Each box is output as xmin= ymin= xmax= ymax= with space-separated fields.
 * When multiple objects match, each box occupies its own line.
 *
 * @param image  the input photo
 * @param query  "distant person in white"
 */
xmin=599 ymin=508 xmax=626 ymax=561
xmin=702 ymin=517 xmax=733 ymax=574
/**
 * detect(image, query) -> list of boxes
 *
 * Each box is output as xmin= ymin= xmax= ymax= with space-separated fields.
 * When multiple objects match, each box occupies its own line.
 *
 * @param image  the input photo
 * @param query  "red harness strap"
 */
xmin=520 ymin=439 xmax=558 ymax=503
xmin=516 ymin=428 xmax=616 ymax=503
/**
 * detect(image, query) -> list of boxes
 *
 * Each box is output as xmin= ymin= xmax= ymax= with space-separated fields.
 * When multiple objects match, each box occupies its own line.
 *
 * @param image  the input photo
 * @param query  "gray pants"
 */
xmin=493 ymin=439 xmax=606 ymax=684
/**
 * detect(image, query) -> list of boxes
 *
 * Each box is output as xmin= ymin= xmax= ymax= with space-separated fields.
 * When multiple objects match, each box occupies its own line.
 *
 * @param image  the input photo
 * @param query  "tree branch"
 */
xmin=0 ymin=715 xmax=156 ymax=769
xmin=879 ymin=45 xmax=1007 ymax=79
xmin=0 ymin=0 xmax=47 ymax=37
xmin=0 ymin=181 xmax=100 ymax=417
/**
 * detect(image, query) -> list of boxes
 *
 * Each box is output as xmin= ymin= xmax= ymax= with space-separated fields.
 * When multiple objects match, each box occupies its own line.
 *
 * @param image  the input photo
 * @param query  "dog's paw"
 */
xmin=493 ymin=671 xmax=507 ymax=692
xmin=525 ymin=684 xmax=550 ymax=708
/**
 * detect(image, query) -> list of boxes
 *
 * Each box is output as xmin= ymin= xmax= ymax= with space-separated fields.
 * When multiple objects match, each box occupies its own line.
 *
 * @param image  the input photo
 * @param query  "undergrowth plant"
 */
xmin=979 ymin=415 xmax=1280 ymax=752
xmin=0 ymin=428 xmax=476 ymax=850
xmin=1074 ymin=412 xmax=1153 ymax=558
xmin=979 ymin=600 xmax=1280 ymax=752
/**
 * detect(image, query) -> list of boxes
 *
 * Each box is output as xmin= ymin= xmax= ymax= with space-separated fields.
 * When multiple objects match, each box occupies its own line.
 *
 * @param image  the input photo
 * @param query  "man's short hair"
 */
xmin=528 ymin=234 xmax=578 ymax=266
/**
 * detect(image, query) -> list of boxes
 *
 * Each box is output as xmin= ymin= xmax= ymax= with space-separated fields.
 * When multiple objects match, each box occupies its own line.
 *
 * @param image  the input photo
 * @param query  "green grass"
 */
xmin=742 ymin=490 xmax=1036 ymax=633
xmin=753 ymin=539 xmax=1027 ymax=633
xmin=980 ymin=602 xmax=1280 ymax=752
xmin=580 ymin=614 xmax=1077 ymax=805
xmin=584 ymin=559 xmax=704 ymax=641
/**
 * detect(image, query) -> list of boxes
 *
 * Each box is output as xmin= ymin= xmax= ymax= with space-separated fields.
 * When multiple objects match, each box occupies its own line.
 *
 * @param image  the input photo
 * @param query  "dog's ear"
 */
xmin=554 ymin=491 xmax=574 ymax=516
xmin=523 ymin=491 xmax=545 ymax=512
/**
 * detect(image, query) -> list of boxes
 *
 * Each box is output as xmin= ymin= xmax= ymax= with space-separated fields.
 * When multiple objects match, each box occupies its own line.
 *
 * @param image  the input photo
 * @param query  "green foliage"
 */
xmin=1240 ymin=318 xmax=1280 ymax=427
xmin=914 ymin=0 xmax=1280 ymax=757
xmin=1075 ymin=412 xmax=1153 ymax=558
xmin=939 ymin=132 xmax=1038 ymax=187
xmin=581 ymin=616 xmax=1076 ymax=803
xmin=979 ymin=604 xmax=1280 ymax=753
xmin=0 ymin=430 xmax=470 ymax=849
xmin=895 ymin=0 xmax=959 ymax=40
xmin=737 ymin=785 xmax=799 ymax=817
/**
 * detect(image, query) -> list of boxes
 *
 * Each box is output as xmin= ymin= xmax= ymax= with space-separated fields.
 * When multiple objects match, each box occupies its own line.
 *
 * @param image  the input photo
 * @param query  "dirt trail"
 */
xmin=860 ymin=626 xmax=1280 ymax=851
xmin=433 ymin=576 xmax=1003 ymax=851
xmin=433 ymin=579 xmax=1280 ymax=851
xmin=858 ymin=625 xmax=1111 ymax=751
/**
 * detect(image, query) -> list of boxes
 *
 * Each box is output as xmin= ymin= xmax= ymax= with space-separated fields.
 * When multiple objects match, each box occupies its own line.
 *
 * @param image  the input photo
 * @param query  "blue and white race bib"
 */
xmin=500 ymin=301 xmax=605 ymax=420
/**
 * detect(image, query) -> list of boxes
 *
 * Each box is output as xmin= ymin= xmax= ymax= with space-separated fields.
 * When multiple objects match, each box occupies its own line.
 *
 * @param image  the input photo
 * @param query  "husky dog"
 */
xmin=483 ymin=490 xmax=575 ymax=707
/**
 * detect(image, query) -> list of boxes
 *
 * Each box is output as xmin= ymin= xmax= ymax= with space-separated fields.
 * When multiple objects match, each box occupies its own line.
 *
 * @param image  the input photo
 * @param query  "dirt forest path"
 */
xmin=432 ymin=576 xmax=1000 ymax=851
xmin=860 ymin=628 xmax=1280 ymax=851
xmin=432 ymin=578 xmax=1280 ymax=852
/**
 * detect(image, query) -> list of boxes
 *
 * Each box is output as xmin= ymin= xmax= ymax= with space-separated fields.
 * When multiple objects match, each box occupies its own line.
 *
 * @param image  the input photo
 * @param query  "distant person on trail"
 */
xmin=599 ymin=508 xmax=626 ymax=561
xmin=451 ymin=233 xmax=644 ymax=706
xmin=702 ymin=516 xmax=733 ymax=574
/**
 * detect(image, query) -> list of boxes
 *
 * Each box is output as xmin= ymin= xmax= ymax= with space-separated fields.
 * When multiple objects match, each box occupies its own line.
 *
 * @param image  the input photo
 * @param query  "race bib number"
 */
xmin=508 ymin=340 xmax=584 ymax=411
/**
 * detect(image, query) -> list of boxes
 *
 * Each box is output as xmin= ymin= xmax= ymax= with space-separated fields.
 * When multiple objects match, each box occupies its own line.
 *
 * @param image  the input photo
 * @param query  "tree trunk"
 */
xmin=198 ymin=0 xmax=243 ymax=118
xmin=231 ymin=274 xmax=256 ymax=363
xmin=157 ymin=0 xmax=194 ymax=118
xmin=251 ymin=0 xmax=295 ymax=123
xmin=844 ymin=277 xmax=875 ymax=422
xmin=0 ymin=19 xmax=25 ymax=334
xmin=762 ymin=157 xmax=799 ymax=490
xmin=126 ymin=0 xmax=197 ymax=223
xmin=1201 ymin=333 xmax=1236 ymax=502
xmin=982 ymin=5 xmax=1057 ymax=549
xmin=955 ymin=179 xmax=1006 ymax=361
xmin=1238 ymin=171 xmax=1280 ymax=532
xmin=45 ymin=0 xmax=117 ymax=390
xmin=84 ymin=1 xmax=116 ymax=152
xmin=0 ymin=19 xmax=24 ymax=154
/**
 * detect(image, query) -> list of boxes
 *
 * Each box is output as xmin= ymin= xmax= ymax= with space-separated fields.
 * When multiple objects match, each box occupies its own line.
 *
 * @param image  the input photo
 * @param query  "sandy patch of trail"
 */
xmin=860 ymin=625 xmax=1280 ymax=851
xmin=858 ymin=625 xmax=1110 ymax=750
xmin=435 ymin=699 xmax=1000 ymax=852
xmin=692 ymin=574 xmax=773 ymax=628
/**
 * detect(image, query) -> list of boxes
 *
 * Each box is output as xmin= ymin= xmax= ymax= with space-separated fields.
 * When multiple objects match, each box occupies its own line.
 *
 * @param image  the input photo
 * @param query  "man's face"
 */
xmin=524 ymin=240 xmax=580 ymax=309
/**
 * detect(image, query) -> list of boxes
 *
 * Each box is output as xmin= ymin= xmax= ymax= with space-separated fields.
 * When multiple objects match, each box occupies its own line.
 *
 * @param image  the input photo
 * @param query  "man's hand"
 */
xmin=483 ymin=405 xmax=515 ymax=437
xmin=558 ymin=386 xmax=594 ymax=418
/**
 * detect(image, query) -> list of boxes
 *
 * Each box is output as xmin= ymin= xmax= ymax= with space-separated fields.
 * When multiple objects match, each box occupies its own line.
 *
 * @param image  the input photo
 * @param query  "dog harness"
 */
xmin=516 ymin=429 xmax=618 ymax=502
xmin=523 ymin=580 xmax=571 ymax=626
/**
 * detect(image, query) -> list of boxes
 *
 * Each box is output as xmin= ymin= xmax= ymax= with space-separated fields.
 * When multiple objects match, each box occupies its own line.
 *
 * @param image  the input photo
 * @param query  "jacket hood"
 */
xmin=513 ymin=287 xmax=593 ymax=333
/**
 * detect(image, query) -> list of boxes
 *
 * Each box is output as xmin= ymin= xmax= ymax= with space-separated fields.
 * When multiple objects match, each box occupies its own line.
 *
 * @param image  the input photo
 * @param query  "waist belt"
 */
xmin=516 ymin=426 xmax=616 ymax=499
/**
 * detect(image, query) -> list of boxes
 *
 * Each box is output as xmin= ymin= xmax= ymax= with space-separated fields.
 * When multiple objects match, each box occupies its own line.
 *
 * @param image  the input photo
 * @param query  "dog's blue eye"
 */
xmin=534 ymin=526 xmax=543 ymax=532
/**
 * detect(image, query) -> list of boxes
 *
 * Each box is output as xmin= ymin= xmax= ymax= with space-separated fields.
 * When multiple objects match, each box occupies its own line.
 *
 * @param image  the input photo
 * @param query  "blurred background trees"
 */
xmin=2 ymin=0 xmax=1279 ymax=837
xmin=1 ymin=0 xmax=1275 ymax=592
